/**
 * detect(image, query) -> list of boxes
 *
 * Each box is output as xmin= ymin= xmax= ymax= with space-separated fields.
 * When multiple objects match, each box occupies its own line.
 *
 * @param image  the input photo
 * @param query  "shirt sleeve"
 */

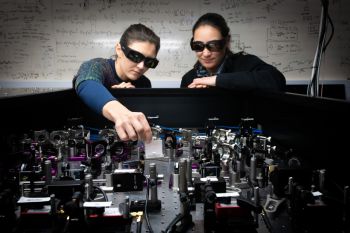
xmin=180 ymin=69 xmax=196 ymax=88
xmin=216 ymin=55 xmax=286 ymax=92
xmin=216 ymin=68 xmax=286 ymax=92
xmin=76 ymin=80 xmax=116 ymax=115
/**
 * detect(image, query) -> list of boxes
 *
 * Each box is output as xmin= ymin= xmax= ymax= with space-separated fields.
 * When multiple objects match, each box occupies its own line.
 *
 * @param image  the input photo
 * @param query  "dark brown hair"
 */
xmin=120 ymin=23 xmax=160 ymax=53
xmin=192 ymin=13 xmax=230 ymax=38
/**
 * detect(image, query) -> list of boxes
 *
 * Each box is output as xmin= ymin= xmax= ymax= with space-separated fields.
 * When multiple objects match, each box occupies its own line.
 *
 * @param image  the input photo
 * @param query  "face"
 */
xmin=116 ymin=40 xmax=158 ymax=81
xmin=192 ymin=25 xmax=228 ymax=73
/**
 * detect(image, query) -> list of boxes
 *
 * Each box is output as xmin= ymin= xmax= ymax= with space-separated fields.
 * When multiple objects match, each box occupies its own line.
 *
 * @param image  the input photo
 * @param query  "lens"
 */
xmin=144 ymin=58 xmax=159 ymax=68
xmin=191 ymin=42 xmax=205 ymax=52
xmin=207 ymin=40 xmax=225 ymax=52
xmin=127 ymin=49 xmax=144 ymax=63
xmin=95 ymin=144 xmax=105 ymax=155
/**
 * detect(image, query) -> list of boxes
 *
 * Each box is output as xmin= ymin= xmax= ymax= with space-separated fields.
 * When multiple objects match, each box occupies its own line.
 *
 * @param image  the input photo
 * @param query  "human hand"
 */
xmin=187 ymin=76 xmax=217 ymax=88
xmin=188 ymin=83 xmax=208 ymax=88
xmin=102 ymin=100 xmax=152 ymax=143
xmin=111 ymin=82 xmax=135 ymax=88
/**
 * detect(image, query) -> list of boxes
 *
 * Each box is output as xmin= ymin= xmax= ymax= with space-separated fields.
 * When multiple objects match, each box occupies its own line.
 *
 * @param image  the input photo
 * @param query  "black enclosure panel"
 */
xmin=0 ymin=88 xmax=248 ymax=132
xmin=1 ymin=88 xmax=350 ymax=184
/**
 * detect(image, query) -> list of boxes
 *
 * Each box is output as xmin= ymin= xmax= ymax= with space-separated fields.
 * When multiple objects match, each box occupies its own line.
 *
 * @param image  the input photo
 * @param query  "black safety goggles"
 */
xmin=121 ymin=44 xmax=159 ymax=69
xmin=190 ymin=38 xmax=226 ymax=52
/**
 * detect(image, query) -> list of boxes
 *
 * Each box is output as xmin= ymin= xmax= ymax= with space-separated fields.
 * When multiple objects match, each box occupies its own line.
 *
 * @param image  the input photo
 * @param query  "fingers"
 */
xmin=129 ymin=113 xmax=152 ymax=143
xmin=137 ymin=113 xmax=152 ymax=143
xmin=102 ymin=101 xmax=152 ymax=143
xmin=111 ymin=82 xmax=135 ymax=89
xmin=188 ymin=83 xmax=208 ymax=88
xmin=188 ymin=76 xmax=216 ymax=88
xmin=115 ymin=119 xmax=137 ymax=142
xmin=188 ymin=78 xmax=209 ymax=88
xmin=114 ymin=112 xmax=152 ymax=143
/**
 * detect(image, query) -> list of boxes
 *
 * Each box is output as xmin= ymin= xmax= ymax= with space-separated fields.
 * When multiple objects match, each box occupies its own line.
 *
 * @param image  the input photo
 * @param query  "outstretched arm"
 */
xmin=76 ymin=80 xmax=152 ymax=143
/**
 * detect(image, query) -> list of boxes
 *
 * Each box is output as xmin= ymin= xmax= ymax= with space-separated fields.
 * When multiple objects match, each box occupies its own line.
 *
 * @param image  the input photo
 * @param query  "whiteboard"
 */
xmin=0 ymin=0 xmax=350 ymax=91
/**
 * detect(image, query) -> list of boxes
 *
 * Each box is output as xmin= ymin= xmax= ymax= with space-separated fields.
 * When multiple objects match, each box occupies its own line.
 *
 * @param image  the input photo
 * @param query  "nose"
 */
xmin=136 ymin=60 xmax=146 ymax=69
xmin=202 ymin=47 xmax=212 ymax=56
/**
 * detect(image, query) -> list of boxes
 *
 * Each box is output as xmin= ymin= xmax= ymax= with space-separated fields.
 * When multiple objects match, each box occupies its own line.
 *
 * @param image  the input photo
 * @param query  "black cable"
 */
xmin=161 ymin=213 xmax=184 ymax=233
xmin=136 ymin=221 xmax=142 ymax=233
xmin=313 ymin=3 xmax=327 ymax=71
xmin=93 ymin=186 xmax=108 ymax=201
xmin=261 ymin=208 xmax=274 ymax=233
xmin=319 ymin=10 xmax=334 ymax=98
xmin=323 ymin=13 xmax=334 ymax=52
xmin=308 ymin=0 xmax=329 ymax=96
xmin=144 ymin=177 xmax=154 ymax=233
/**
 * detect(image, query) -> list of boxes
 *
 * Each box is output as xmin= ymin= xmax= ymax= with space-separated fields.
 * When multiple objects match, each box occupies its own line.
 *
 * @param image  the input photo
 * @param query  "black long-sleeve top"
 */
xmin=180 ymin=52 xmax=286 ymax=92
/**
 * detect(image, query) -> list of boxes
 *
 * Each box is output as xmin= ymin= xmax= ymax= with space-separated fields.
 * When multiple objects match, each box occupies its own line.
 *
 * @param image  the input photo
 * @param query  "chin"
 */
xmin=127 ymin=74 xmax=140 ymax=81
xmin=200 ymin=61 xmax=218 ymax=70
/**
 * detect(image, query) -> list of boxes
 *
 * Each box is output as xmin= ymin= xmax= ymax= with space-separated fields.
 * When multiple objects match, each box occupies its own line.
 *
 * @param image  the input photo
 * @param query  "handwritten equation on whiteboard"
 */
xmin=0 ymin=0 xmax=349 ymax=85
